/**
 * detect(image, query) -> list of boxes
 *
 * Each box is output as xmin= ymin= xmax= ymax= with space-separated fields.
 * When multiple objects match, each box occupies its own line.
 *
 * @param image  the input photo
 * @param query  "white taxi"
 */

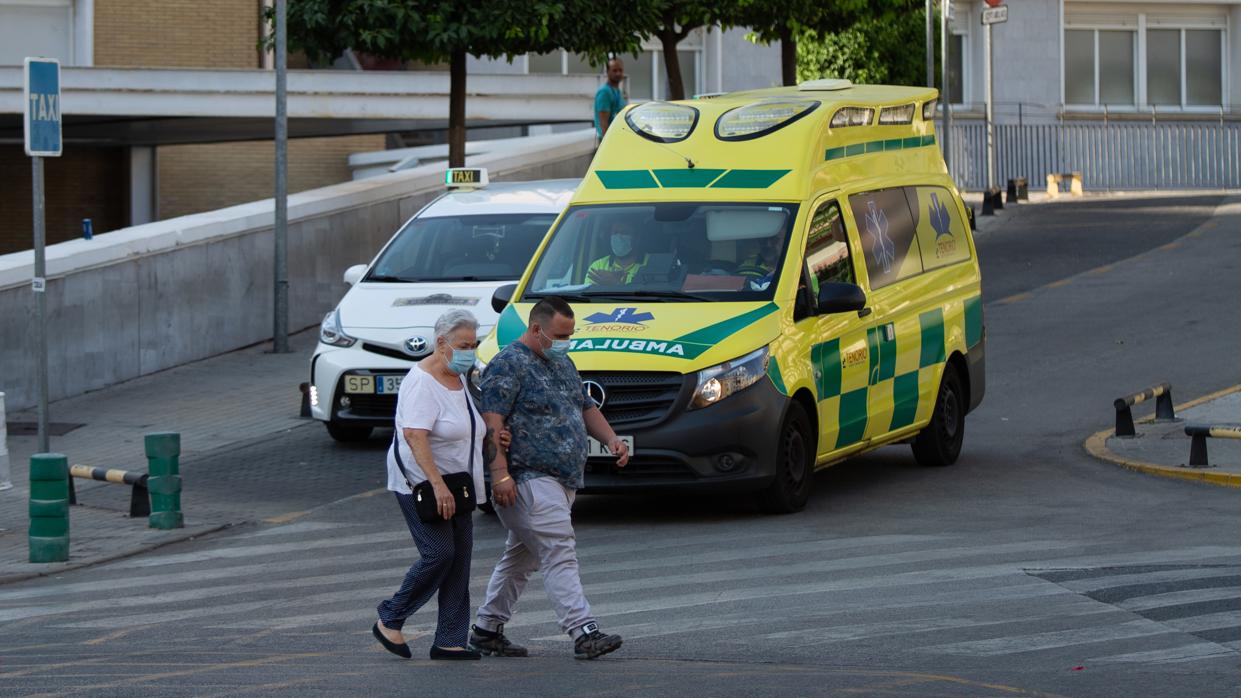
xmin=309 ymin=169 xmax=579 ymax=441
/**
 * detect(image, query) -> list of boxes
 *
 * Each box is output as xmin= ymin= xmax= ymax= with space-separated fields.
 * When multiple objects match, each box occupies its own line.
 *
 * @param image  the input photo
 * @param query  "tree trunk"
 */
xmin=659 ymin=30 xmax=685 ymax=101
xmin=448 ymin=49 xmax=466 ymax=168
xmin=780 ymin=26 xmax=797 ymax=86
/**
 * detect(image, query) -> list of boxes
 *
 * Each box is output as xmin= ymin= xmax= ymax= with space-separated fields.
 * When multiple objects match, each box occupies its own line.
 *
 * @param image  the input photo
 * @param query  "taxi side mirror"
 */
xmin=816 ymin=282 xmax=867 ymax=315
xmin=492 ymin=283 xmax=516 ymax=313
xmin=343 ymin=264 xmax=366 ymax=286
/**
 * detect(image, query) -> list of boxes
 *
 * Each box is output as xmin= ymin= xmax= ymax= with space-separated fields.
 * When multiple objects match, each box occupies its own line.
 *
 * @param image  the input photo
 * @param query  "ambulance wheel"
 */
xmin=325 ymin=421 xmax=372 ymax=443
xmin=912 ymin=364 xmax=965 ymax=467
xmin=760 ymin=403 xmax=814 ymax=514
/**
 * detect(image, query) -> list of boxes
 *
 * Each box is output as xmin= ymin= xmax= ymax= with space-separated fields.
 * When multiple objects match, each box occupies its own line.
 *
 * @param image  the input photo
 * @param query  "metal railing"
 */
xmin=938 ymin=119 xmax=1241 ymax=191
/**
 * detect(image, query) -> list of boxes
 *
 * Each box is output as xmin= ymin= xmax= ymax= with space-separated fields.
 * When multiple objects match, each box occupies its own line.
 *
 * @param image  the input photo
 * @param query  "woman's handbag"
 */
xmin=391 ymin=389 xmax=479 ymax=523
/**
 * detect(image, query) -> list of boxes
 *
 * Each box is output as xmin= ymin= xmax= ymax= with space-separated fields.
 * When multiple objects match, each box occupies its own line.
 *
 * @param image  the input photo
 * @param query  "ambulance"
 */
xmin=478 ymin=80 xmax=985 ymax=513
xmin=309 ymin=171 xmax=578 ymax=442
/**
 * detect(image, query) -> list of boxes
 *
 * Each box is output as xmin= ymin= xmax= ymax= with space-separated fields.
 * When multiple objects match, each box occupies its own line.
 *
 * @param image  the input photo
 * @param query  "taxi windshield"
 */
xmin=366 ymin=213 xmax=556 ymax=282
xmin=521 ymin=202 xmax=798 ymax=302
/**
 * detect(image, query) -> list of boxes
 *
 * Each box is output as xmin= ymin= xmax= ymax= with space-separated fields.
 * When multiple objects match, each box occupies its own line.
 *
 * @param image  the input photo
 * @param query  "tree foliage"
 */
xmin=794 ymin=0 xmax=928 ymax=87
xmin=277 ymin=0 xmax=645 ymax=165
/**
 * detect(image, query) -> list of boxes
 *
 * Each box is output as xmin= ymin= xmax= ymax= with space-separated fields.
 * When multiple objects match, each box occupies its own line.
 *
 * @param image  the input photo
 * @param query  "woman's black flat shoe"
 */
xmin=373 ymin=622 xmax=412 ymax=659
xmin=430 ymin=645 xmax=482 ymax=660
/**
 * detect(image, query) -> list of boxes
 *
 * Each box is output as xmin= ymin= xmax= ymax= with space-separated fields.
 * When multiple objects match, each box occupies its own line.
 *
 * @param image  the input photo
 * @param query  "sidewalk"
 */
xmin=0 ymin=327 xmax=320 ymax=583
xmin=1087 ymin=386 xmax=1241 ymax=487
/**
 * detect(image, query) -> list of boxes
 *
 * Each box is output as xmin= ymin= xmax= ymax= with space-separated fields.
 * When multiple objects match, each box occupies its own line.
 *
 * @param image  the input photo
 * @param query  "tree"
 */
xmin=640 ymin=1 xmax=740 ymax=101
xmin=795 ymin=1 xmax=928 ymax=87
xmin=276 ymin=1 xmax=645 ymax=166
xmin=729 ymin=0 xmax=868 ymax=86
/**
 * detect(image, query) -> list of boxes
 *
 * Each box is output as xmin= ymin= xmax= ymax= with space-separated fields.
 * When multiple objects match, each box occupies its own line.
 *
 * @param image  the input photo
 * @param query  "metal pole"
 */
xmin=926 ymin=0 xmax=935 ymax=88
xmin=272 ymin=0 xmax=290 ymax=353
xmin=31 ymin=156 xmax=49 ymax=454
xmin=0 ymin=391 xmax=13 ymax=490
xmin=985 ymin=22 xmax=995 ymax=191
xmin=941 ymin=1 xmax=953 ymax=180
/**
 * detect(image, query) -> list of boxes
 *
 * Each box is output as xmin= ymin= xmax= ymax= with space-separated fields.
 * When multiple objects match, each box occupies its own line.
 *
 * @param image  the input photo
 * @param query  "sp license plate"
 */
xmin=345 ymin=374 xmax=403 ymax=394
xmin=587 ymin=435 xmax=633 ymax=459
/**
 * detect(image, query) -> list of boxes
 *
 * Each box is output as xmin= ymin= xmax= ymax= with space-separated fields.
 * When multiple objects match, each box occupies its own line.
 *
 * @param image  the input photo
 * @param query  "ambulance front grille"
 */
xmin=582 ymin=372 xmax=685 ymax=427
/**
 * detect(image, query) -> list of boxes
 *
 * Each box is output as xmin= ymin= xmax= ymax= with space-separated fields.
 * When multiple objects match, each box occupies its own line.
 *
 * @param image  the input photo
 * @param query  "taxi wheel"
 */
xmin=759 ymin=403 xmax=814 ymax=515
xmin=325 ymin=421 xmax=372 ymax=443
xmin=912 ymin=364 xmax=965 ymax=467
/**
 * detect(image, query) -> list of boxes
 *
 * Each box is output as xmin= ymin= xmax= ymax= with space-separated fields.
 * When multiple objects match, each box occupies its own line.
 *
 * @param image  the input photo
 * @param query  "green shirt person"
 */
xmin=587 ymin=221 xmax=646 ymax=285
xmin=594 ymin=58 xmax=627 ymax=140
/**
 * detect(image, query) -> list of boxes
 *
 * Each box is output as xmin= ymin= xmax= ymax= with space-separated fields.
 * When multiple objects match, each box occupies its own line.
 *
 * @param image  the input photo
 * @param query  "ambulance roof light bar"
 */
xmin=798 ymin=78 xmax=853 ymax=92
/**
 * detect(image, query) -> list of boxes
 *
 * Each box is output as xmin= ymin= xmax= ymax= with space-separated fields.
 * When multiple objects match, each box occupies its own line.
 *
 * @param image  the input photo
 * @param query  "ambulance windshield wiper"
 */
xmin=615 ymin=289 xmax=714 ymax=302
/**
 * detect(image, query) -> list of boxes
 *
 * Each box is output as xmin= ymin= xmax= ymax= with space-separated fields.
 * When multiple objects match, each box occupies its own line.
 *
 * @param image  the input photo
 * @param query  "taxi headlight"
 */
xmin=715 ymin=99 xmax=820 ymax=141
xmin=319 ymin=309 xmax=356 ymax=348
xmin=624 ymin=102 xmax=699 ymax=143
xmin=690 ymin=347 xmax=769 ymax=410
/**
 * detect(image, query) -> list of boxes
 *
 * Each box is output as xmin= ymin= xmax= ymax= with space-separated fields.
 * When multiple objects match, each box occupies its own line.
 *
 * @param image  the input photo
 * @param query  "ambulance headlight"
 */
xmin=319 ymin=309 xmax=356 ymax=348
xmin=690 ymin=347 xmax=769 ymax=410
xmin=625 ymin=102 xmax=699 ymax=143
xmin=715 ymin=99 xmax=820 ymax=141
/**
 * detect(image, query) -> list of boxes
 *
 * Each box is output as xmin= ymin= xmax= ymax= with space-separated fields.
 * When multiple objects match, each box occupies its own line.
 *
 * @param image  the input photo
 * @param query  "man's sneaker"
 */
xmin=573 ymin=622 xmax=622 ymax=660
xmin=469 ymin=624 xmax=529 ymax=657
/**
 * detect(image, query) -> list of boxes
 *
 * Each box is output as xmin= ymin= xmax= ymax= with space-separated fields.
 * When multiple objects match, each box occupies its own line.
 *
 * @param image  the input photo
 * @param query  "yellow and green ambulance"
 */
xmin=477 ymin=79 xmax=984 ymax=513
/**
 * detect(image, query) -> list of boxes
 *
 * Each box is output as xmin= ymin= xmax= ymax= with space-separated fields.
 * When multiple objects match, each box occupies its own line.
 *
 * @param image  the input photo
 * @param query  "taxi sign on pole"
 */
xmin=24 ymin=57 xmax=62 ymax=157
xmin=981 ymin=5 xmax=1008 ymax=25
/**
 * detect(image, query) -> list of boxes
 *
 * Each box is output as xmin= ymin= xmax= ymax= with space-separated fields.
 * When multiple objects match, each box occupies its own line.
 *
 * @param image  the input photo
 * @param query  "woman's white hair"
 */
xmin=434 ymin=308 xmax=479 ymax=341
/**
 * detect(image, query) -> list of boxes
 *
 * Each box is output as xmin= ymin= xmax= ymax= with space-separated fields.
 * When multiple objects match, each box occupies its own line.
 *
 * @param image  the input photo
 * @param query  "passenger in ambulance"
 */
xmin=587 ymin=219 xmax=648 ymax=285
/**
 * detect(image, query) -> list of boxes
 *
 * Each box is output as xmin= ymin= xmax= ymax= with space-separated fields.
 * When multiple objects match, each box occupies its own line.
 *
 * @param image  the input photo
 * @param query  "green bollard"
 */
xmin=29 ymin=453 xmax=70 ymax=563
xmin=145 ymin=432 xmax=184 ymax=530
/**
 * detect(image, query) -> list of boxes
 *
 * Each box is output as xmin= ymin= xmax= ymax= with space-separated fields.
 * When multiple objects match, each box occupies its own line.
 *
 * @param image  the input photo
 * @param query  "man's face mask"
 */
xmin=610 ymin=233 xmax=633 ymax=258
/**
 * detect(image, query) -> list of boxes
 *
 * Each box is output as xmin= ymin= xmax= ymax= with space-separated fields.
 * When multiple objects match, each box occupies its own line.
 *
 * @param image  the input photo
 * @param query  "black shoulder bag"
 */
xmin=391 ymin=389 xmax=478 ymax=523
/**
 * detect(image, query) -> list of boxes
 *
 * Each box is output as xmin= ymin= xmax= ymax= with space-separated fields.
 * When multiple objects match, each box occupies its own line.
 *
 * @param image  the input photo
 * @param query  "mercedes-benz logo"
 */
xmin=404 ymin=336 xmax=430 ymax=356
xmin=583 ymin=380 xmax=606 ymax=409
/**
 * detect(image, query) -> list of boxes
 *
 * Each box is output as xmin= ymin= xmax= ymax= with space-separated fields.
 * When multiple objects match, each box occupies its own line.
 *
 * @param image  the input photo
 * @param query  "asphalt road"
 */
xmin=4 ymin=193 xmax=1241 ymax=697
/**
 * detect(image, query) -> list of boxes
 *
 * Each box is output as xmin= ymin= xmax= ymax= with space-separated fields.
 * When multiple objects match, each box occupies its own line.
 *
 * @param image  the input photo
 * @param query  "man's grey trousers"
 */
xmin=476 ymin=476 xmax=595 ymax=638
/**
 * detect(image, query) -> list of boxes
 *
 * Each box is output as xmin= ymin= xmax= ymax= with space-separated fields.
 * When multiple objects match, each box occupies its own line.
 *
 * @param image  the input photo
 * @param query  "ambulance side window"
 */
xmin=804 ymin=200 xmax=856 ymax=300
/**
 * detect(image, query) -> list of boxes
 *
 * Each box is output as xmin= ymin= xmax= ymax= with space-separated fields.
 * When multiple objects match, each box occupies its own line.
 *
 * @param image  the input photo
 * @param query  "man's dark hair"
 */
xmin=529 ymin=296 xmax=574 ymax=327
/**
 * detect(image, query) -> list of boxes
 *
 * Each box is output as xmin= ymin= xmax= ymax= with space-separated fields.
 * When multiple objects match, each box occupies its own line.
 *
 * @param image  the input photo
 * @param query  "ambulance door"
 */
xmin=795 ymin=195 xmax=874 ymax=460
xmin=843 ymin=187 xmax=928 ymax=445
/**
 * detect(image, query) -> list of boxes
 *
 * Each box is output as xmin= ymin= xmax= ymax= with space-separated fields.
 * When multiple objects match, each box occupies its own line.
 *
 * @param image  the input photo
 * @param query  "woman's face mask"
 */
xmin=610 ymin=233 xmax=633 ymax=258
xmin=441 ymin=340 xmax=476 ymax=374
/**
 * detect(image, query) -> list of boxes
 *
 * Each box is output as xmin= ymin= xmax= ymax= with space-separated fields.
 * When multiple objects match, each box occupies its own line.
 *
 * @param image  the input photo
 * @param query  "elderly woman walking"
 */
xmin=372 ymin=309 xmax=493 ymax=660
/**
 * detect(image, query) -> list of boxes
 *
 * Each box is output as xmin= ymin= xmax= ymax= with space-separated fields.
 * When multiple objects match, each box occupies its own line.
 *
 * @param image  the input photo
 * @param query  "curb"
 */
xmin=0 ymin=522 xmax=233 ymax=587
xmin=1084 ymin=383 xmax=1241 ymax=488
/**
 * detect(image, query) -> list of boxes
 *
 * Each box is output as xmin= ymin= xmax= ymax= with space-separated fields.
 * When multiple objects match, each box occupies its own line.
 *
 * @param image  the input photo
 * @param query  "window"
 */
xmin=1064 ymin=29 xmax=1137 ymax=107
xmin=804 ymin=201 xmax=855 ymax=299
xmin=521 ymin=202 xmax=799 ymax=302
xmin=848 ymin=189 xmax=922 ymax=291
xmin=907 ymin=187 xmax=971 ymax=271
xmin=367 ymin=214 xmax=556 ymax=282
xmin=946 ymin=33 xmax=965 ymax=105
xmin=1148 ymin=28 xmax=1223 ymax=108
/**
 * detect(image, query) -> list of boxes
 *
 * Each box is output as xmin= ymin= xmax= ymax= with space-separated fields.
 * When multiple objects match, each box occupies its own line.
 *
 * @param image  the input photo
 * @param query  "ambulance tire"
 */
xmin=325 ymin=421 xmax=372 ymax=443
xmin=759 ymin=403 xmax=814 ymax=514
xmin=912 ymin=364 xmax=965 ymax=467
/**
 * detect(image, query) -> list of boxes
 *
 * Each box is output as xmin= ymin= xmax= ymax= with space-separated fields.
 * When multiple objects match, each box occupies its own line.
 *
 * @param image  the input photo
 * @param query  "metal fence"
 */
xmin=939 ymin=121 xmax=1241 ymax=191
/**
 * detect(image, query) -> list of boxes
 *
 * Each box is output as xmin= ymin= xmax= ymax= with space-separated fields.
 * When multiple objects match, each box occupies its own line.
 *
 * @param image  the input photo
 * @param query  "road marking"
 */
xmin=1162 ymin=610 xmax=1241 ymax=633
xmin=1087 ymin=642 xmax=1235 ymax=665
xmin=19 ymin=652 xmax=333 ymax=697
xmin=921 ymin=619 xmax=1175 ymax=656
xmin=1121 ymin=586 xmax=1241 ymax=612
xmin=82 ymin=626 xmax=149 ymax=646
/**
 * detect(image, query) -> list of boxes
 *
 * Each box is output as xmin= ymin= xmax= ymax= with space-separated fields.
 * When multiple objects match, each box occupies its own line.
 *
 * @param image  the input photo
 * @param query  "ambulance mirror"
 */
xmin=492 ymin=283 xmax=516 ymax=313
xmin=816 ymin=282 xmax=866 ymax=315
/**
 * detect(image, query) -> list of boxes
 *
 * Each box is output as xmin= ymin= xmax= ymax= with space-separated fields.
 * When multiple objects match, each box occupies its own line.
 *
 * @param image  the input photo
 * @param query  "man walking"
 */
xmin=469 ymin=297 xmax=630 ymax=660
xmin=594 ymin=57 xmax=626 ymax=143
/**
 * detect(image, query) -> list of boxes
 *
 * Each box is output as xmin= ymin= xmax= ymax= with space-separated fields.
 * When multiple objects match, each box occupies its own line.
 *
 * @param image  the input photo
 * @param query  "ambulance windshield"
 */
xmin=522 ymin=202 xmax=798 ymax=302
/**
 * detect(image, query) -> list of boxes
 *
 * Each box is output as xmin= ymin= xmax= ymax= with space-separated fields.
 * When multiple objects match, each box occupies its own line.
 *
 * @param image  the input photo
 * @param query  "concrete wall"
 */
xmin=0 ymin=132 xmax=594 ymax=412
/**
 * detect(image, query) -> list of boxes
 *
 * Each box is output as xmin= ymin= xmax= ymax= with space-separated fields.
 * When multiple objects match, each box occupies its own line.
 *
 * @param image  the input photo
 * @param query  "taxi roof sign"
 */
xmin=445 ymin=167 xmax=488 ymax=189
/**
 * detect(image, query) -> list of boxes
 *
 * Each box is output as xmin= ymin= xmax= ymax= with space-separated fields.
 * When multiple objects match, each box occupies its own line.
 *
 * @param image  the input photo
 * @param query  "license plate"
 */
xmin=345 ymin=374 xmax=402 ymax=394
xmin=587 ymin=435 xmax=633 ymax=458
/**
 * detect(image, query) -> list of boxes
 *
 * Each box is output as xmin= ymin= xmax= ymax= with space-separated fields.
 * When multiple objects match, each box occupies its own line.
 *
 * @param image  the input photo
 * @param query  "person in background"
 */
xmin=594 ymin=57 xmax=627 ymax=144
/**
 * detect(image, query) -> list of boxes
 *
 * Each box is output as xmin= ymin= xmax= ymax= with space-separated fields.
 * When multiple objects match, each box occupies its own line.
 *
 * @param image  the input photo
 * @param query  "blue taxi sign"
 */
xmin=24 ymin=57 xmax=62 ymax=157
xmin=445 ymin=167 xmax=488 ymax=189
